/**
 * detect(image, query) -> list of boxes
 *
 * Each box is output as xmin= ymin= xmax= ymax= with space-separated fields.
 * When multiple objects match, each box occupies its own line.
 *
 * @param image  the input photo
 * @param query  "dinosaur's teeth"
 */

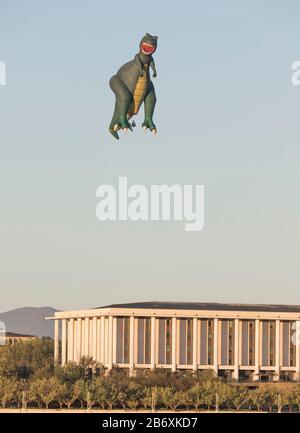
xmin=141 ymin=42 xmax=155 ymax=54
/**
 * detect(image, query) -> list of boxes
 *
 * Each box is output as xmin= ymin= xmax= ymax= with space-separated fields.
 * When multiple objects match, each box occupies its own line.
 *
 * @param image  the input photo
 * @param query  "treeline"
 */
xmin=0 ymin=338 xmax=300 ymax=412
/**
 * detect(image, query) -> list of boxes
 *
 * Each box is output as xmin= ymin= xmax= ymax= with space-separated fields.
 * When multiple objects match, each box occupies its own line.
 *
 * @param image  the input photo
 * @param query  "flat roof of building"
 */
xmin=4 ymin=332 xmax=36 ymax=338
xmin=98 ymin=301 xmax=300 ymax=313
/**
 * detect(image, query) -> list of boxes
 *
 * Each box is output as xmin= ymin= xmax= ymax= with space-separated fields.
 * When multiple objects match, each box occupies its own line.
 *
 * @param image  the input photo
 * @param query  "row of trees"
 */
xmin=0 ymin=338 xmax=300 ymax=411
xmin=1 ymin=372 xmax=300 ymax=411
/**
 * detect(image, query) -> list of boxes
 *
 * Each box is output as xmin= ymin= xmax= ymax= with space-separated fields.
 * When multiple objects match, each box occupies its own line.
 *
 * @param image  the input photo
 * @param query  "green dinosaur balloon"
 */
xmin=109 ymin=33 xmax=158 ymax=139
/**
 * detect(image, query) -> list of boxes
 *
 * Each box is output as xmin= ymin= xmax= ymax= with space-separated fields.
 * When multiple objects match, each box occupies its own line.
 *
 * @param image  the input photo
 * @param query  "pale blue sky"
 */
xmin=0 ymin=0 xmax=299 ymax=311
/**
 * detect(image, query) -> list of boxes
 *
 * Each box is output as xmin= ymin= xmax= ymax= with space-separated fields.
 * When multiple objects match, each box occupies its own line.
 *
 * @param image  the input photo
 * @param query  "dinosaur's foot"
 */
xmin=142 ymin=118 xmax=157 ymax=135
xmin=109 ymin=118 xmax=136 ymax=140
xmin=109 ymin=128 xmax=120 ymax=140
xmin=113 ymin=117 xmax=133 ymax=133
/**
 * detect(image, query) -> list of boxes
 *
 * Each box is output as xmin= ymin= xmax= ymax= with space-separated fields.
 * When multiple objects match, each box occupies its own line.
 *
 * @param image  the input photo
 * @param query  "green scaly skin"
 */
xmin=109 ymin=33 xmax=158 ymax=139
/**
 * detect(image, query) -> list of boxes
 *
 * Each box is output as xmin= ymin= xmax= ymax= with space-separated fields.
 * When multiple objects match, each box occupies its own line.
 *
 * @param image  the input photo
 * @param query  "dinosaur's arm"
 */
xmin=134 ymin=54 xmax=143 ymax=76
xmin=150 ymin=59 xmax=157 ymax=78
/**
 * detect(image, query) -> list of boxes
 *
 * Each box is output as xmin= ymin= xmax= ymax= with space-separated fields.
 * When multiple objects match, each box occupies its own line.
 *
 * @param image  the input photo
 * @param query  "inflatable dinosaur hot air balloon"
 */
xmin=109 ymin=33 xmax=158 ymax=139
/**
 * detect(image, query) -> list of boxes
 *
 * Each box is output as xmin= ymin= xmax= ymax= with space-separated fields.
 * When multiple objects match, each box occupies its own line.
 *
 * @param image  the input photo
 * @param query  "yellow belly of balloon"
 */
xmin=131 ymin=74 xmax=148 ymax=114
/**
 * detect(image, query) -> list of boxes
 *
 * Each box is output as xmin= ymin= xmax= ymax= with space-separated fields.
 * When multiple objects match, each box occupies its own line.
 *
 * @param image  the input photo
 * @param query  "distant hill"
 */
xmin=0 ymin=307 xmax=58 ymax=338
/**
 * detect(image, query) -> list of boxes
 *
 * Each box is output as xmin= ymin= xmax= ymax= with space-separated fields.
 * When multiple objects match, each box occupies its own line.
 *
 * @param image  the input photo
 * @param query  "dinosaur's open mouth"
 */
xmin=141 ymin=42 xmax=156 ymax=55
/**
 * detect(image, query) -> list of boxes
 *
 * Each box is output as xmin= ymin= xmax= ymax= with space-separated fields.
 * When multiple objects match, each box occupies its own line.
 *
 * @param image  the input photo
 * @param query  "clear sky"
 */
xmin=0 ymin=0 xmax=299 ymax=312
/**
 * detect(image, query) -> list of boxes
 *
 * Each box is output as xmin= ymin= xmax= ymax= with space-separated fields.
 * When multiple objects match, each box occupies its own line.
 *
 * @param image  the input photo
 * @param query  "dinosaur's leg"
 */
xmin=109 ymin=101 xmax=121 ymax=139
xmin=142 ymin=81 xmax=157 ymax=133
xmin=109 ymin=75 xmax=133 ymax=138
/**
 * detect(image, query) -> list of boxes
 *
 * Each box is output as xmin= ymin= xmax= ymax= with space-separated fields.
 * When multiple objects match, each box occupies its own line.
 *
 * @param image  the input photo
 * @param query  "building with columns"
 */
xmin=1 ymin=332 xmax=36 ymax=346
xmin=47 ymin=302 xmax=300 ymax=381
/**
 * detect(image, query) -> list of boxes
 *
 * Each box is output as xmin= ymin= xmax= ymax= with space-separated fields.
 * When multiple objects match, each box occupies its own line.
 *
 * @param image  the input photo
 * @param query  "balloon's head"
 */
xmin=140 ymin=33 xmax=158 ymax=56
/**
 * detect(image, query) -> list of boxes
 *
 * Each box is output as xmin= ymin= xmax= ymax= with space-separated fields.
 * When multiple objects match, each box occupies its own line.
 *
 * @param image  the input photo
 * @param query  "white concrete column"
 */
xmin=72 ymin=320 xmax=76 ymax=362
xmin=96 ymin=318 xmax=101 ymax=363
xmin=171 ymin=317 xmax=177 ymax=372
xmin=68 ymin=319 xmax=74 ymax=362
xmin=61 ymin=319 xmax=67 ymax=366
xmin=280 ymin=321 xmax=284 ymax=367
xmin=233 ymin=319 xmax=239 ymax=380
xmin=275 ymin=319 xmax=281 ymax=381
xmin=238 ymin=320 xmax=243 ymax=366
xmin=73 ymin=319 xmax=77 ymax=362
xmin=213 ymin=318 xmax=218 ymax=375
xmin=92 ymin=317 xmax=97 ymax=361
xmin=295 ymin=321 xmax=300 ymax=380
xmin=151 ymin=317 xmax=156 ymax=370
xmin=84 ymin=317 xmax=89 ymax=357
xmin=76 ymin=318 xmax=82 ymax=363
xmin=176 ymin=320 xmax=180 ymax=365
xmin=54 ymin=320 xmax=59 ymax=364
xmin=134 ymin=318 xmax=138 ymax=365
xmin=81 ymin=319 xmax=85 ymax=356
xmin=67 ymin=320 xmax=70 ymax=361
xmin=113 ymin=317 xmax=117 ymax=365
xmin=155 ymin=318 xmax=159 ymax=364
xmin=254 ymin=319 xmax=260 ymax=380
xmin=88 ymin=319 xmax=93 ymax=357
xmin=108 ymin=316 xmax=113 ymax=370
xmin=193 ymin=318 xmax=198 ymax=371
xmin=129 ymin=316 xmax=135 ymax=374
xmin=100 ymin=316 xmax=105 ymax=365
